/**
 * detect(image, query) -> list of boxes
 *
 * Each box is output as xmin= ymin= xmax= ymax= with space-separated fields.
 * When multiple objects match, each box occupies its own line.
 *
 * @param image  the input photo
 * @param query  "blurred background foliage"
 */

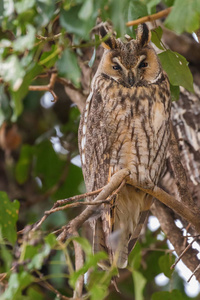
xmin=0 ymin=0 xmax=200 ymax=299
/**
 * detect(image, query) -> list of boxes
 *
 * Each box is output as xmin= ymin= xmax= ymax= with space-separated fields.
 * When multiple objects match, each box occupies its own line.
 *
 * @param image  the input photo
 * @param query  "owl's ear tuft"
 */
xmin=99 ymin=25 xmax=117 ymax=50
xmin=136 ymin=23 xmax=151 ymax=47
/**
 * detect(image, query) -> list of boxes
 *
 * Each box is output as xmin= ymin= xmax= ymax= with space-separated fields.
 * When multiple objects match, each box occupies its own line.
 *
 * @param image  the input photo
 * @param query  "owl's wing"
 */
xmin=78 ymin=88 xmax=115 ymax=262
xmin=78 ymin=89 xmax=112 ymax=193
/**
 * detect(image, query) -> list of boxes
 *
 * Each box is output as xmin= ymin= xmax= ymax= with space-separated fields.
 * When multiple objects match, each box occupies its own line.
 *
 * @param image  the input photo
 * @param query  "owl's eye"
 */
xmin=112 ymin=64 xmax=121 ymax=71
xmin=138 ymin=61 xmax=148 ymax=68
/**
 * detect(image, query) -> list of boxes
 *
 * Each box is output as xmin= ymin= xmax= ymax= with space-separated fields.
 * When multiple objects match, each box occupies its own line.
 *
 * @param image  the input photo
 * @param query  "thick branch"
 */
xmin=126 ymin=7 xmax=172 ymax=27
xmin=54 ymin=166 xmax=200 ymax=242
xmin=151 ymin=201 xmax=200 ymax=282
xmin=57 ymin=169 xmax=130 ymax=242
xmin=169 ymin=123 xmax=194 ymax=207
xmin=141 ymin=185 xmax=200 ymax=233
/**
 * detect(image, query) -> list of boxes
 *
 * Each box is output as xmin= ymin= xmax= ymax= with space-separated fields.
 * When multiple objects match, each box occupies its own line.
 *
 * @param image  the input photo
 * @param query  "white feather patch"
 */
xmin=82 ymin=153 xmax=86 ymax=164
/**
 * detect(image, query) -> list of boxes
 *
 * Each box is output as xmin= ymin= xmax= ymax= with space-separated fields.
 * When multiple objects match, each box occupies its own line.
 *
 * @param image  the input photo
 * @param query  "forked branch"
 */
xmin=29 ymin=72 xmax=58 ymax=101
xmin=57 ymin=169 xmax=130 ymax=242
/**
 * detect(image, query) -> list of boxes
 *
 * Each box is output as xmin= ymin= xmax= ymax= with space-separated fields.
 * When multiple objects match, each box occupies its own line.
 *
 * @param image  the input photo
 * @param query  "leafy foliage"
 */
xmin=0 ymin=192 xmax=19 ymax=244
xmin=0 ymin=0 xmax=199 ymax=299
xmin=165 ymin=0 xmax=200 ymax=34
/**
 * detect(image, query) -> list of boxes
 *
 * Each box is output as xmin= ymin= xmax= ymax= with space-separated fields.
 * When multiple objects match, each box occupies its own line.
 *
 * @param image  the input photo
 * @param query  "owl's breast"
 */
xmin=103 ymin=83 xmax=170 ymax=186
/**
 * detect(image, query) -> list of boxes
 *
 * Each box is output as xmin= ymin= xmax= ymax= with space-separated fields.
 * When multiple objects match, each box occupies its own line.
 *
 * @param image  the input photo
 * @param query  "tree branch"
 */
xmin=141 ymin=185 xmax=200 ymax=232
xmin=151 ymin=201 xmax=200 ymax=282
xmin=72 ymin=231 xmax=84 ymax=299
xmin=57 ymin=169 xmax=130 ymax=242
xmin=169 ymin=123 xmax=194 ymax=207
xmin=126 ymin=7 xmax=172 ymax=27
xmin=29 ymin=73 xmax=58 ymax=101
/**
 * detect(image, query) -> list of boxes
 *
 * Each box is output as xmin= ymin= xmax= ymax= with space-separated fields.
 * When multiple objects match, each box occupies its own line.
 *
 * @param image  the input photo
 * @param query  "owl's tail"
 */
xmin=93 ymin=185 xmax=152 ymax=269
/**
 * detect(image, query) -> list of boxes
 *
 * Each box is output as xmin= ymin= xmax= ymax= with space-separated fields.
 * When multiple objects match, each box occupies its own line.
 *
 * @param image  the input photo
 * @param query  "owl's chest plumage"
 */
xmin=91 ymin=74 xmax=171 ymax=186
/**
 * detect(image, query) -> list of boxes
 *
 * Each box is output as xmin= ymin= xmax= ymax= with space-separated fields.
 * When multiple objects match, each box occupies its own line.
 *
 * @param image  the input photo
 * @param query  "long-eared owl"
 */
xmin=78 ymin=23 xmax=171 ymax=268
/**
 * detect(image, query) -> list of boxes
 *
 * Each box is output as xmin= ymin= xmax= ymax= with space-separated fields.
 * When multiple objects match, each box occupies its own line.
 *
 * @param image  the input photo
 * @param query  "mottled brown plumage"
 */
xmin=78 ymin=23 xmax=171 ymax=268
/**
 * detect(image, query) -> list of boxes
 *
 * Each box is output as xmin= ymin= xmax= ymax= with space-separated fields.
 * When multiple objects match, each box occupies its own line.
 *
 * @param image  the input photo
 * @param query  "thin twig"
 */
xmin=54 ymin=188 xmax=103 ymax=207
xmin=171 ymin=237 xmax=198 ymax=269
xmin=126 ymin=7 xmax=172 ymax=27
xmin=28 ymin=188 xmax=103 ymax=233
xmin=72 ymin=231 xmax=84 ymax=299
xmin=188 ymin=264 xmax=200 ymax=282
xmin=36 ymin=33 xmax=62 ymax=42
xmin=35 ymin=270 xmax=71 ymax=300
xmin=44 ymin=199 xmax=112 ymax=215
xmin=184 ymin=223 xmax=191 ymax=248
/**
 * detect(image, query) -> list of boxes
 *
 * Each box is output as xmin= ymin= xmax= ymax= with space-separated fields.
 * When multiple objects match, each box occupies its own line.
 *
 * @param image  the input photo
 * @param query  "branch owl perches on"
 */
xmin=78 ymin=23 xmax=171 ymax=268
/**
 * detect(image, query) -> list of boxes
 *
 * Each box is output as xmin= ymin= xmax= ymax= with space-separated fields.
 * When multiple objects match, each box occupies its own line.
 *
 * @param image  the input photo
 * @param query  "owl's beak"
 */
xmin=128 ymin=71 xmax=135 ymax=87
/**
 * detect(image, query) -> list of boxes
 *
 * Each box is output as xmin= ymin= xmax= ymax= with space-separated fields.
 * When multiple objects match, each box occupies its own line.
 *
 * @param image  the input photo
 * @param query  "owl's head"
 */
xmin=98 ymin=23 xmax=162 ymax=87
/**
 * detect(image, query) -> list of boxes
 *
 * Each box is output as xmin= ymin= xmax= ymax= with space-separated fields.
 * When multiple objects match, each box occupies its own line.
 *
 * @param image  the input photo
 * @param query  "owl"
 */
xmin=78 ymin=23 xmax=171 ymax=269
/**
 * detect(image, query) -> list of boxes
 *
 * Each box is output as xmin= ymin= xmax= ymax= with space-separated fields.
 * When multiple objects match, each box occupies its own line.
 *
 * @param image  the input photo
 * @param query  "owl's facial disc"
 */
xmin=111 ymin=55 xmax=149 ymax=87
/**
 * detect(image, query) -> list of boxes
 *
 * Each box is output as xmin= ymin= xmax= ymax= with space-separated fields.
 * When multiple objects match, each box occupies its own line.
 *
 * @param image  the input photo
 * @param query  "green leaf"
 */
xmin=78 ymin=0 xmax=93 ymax=20
xmin=142 ymin=250 xmax=164 ymax=281
xmin=35 ymin=0 xmax=55 ymax=27
xmin=159 ymin=253 xmax=175 ymax=278
xmin=132 ymin=270 xmax=146 ymax=300
xmin=158 ymin=50 xmax=194 ymax=92
xmin=90 ymin=284 xmax=109 ymax=300
xmin=170 ymin=84 xmax=180 ymax=101
xmin=60 ymin=6 xmax=95 ymax=40
xmin=39 ymin=44 xmax=60 ymax=68
xmin=69 ymin=252 xmax=108 ymax=288
xmin=109 ymin=0 xmax=128 ymax=36
xmin=2 ymin=271 xmax=32 ymax=299
xmin=0 ymin=85 xmax=12 ymax=123
xmin=0 ymin=230 xmax=13 ymax=271
xmin=45 ymin=233 xmax=57 ymax=247
xmin=53 ymin=162 xmax=84 ymax=200
xmin=27 ymin=287 xmax=43 ymax=300
xmin=15 ymin=0 xmax=35 ymax=14
xmin=163 ymin=0 xmax=175 ymax=6
xmin=33 ymin=140 xmax=65 ymax=191
xmin=57 ymin=48 xmax=81 ymax=88
xmin=0 ymin=55 xmax=25 ymax=91
xmin=151 ymin=26 xmax=164 ymax=50
xmin=28 ymin=242 xmax=52 ymax=270
xmin=146 ymin=0 xmax=161 ymax=14
xmin=15 ymin=145 xmax=33 ymax=184
xmin=127 ymin=0 xmax=148 ymax=22
xmin=3 ymin=0 xmax=15 ymax=17
xmin=165 ymin=0 xmax=200 ymax=34
xmin=152 ymin=290 xmax=184 ymax=300
xmin=13 ymin=24 xmax=36 ymax=52
xmin=0 ymin=192 xmax=20 ymax=244
xmin=71 ymin=236 xmax=92 ymax=256
xmin=11 ymin=63 xmax=43 ymax=119
xmin=87 ymin=267 xmax=118 ymax=300
xmin=129 ymin=243 xmax=141 ymax=270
